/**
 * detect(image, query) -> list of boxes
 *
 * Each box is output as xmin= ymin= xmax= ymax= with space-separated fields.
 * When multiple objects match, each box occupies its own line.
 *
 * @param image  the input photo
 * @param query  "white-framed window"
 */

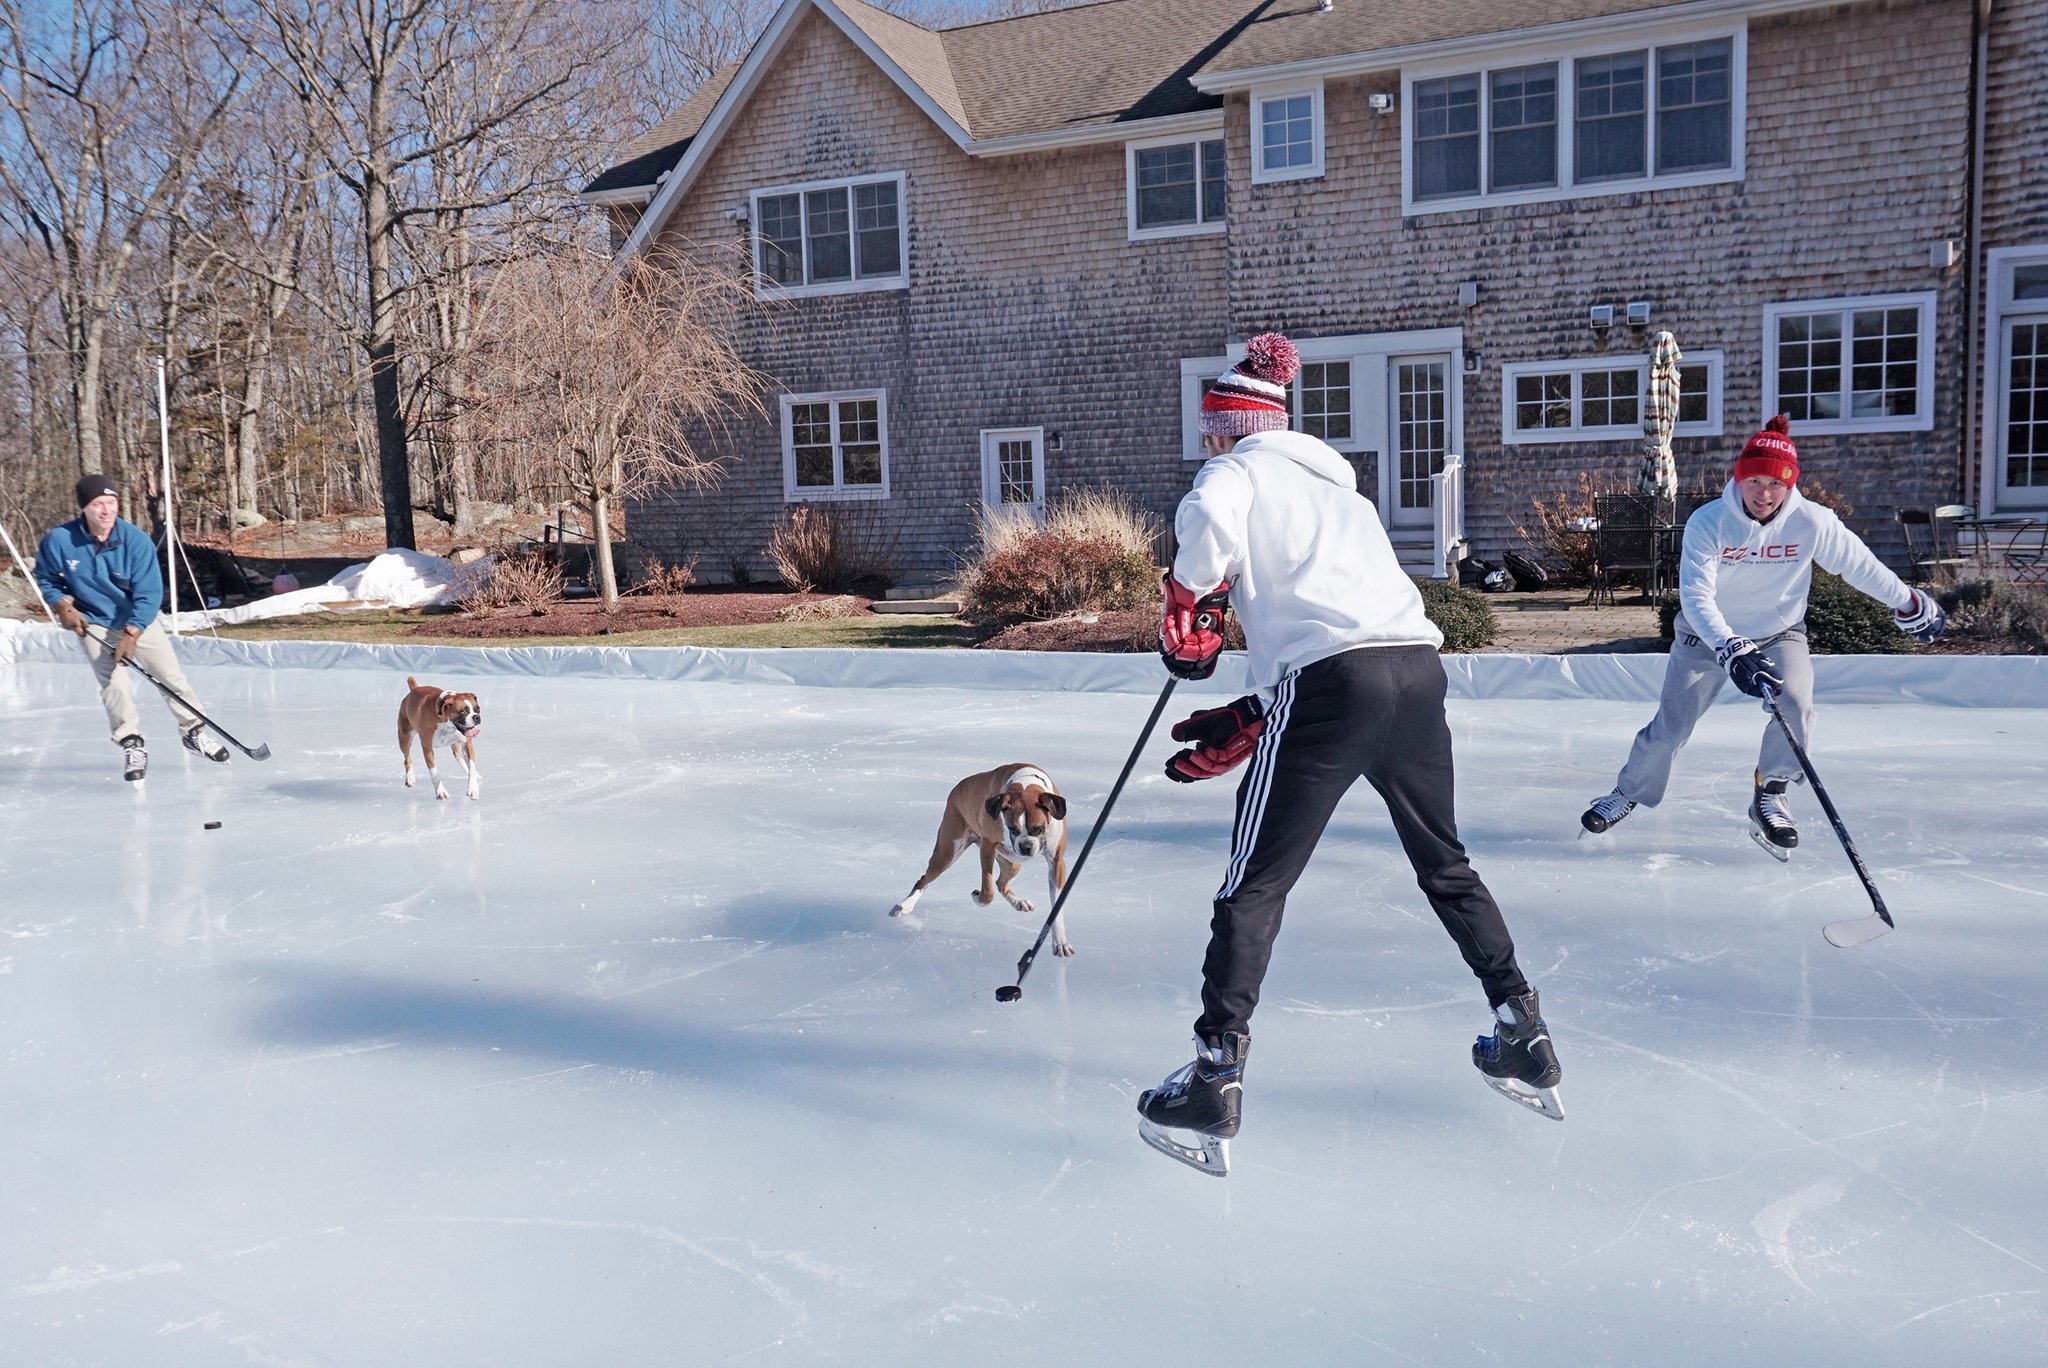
xmin=1987 ymin=246 xmax=2048 ymax=510
xmin=1762 ymin=293 xmax=1936 ymax=433
xmin=980 ymin=427 xmax=1046 ymax=514
xmin=780 ymin=390 xmax=889 ymax=499
xmin=1501 ymin=351 xmax=1724 ymax=443
xmin=751 ymin=172 xmax=906 ymax=299
xmin=1180 ymin=356 xmax=1227 ymax=460
xmin=1403 ymin=25 xmax=1742 ymax=214
xmin=1251 ymin=84 xmax=1323 ymax=184
xmin=1296 ymin=359 xmax=1357 ymax=448
xmin=1127 ymin=132 xmax=1227 ymax=240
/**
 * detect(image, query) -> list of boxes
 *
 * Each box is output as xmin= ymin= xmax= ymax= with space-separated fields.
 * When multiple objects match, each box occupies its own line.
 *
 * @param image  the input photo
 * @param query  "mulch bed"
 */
xmin=973 ymin=609 xmax=1154 ymax=652
xmin=413 ymin=591 xmax=875 ymax=638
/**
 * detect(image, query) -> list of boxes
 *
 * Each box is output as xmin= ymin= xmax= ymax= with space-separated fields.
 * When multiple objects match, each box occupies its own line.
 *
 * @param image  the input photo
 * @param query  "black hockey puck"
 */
xmin=204 ymin=820 xmax=222 ymax=830
xmin=995 ymin=985 xmax=1021 ymax=1002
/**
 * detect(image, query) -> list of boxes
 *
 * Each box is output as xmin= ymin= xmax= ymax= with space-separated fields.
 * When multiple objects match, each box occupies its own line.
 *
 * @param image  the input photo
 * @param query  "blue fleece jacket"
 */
xmin=34 ymin=517 xmax=164 ymax=630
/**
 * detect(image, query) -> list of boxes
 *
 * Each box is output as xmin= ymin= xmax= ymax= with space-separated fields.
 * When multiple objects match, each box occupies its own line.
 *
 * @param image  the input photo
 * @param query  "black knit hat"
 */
xmin=75 ymin=474 xmax=118 ymax=507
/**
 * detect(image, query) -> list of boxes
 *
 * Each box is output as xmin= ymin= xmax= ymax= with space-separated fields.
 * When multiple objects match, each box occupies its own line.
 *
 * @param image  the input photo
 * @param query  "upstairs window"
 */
xmin=1406 ymin=30 xmax=1740 ymax=212
xmin=751 ymin=174 xmax=906 ymax=298
xmin=1128 ymin=135 xmax=1226 ymax=239
xmin=1252 ymin=85 xmax=1323 ymax=183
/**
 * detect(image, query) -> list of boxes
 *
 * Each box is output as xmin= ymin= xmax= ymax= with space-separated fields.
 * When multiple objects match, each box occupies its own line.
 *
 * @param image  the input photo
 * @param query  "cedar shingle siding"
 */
xmin=593 ymin=0 xmax=2040 ymax=583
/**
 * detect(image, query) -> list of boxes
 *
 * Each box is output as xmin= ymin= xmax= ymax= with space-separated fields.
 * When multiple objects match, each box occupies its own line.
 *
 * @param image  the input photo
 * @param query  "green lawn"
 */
xmin=205 ymin=610 xmax=975 ymax=650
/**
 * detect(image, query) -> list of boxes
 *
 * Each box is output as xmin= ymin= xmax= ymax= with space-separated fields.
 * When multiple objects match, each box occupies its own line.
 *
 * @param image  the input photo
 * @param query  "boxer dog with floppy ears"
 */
xmin=891 ymin=764 xmax=1074 ymax=954
xmin=398 ymin=676 xmax=482 ymax=801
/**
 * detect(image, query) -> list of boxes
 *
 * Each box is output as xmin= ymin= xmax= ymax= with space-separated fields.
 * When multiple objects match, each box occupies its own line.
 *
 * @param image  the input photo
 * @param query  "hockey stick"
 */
xmin=84 ymin=624 xmax=272 ymax=761
xmin=1759 ymin=682 xmax=1892 ymax=948
xmin=995 ymin=675 xmax=1179 ymax=1002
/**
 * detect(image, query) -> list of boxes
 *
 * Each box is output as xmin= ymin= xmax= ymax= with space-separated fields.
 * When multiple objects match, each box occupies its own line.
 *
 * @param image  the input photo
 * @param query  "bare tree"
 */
xmin=0 ymin=0 xmax=245 ymax=474
xmin=468 ymin=245 xmax=761 ymax=608
xmin=241 ymin=0 xmax=624 ymax=551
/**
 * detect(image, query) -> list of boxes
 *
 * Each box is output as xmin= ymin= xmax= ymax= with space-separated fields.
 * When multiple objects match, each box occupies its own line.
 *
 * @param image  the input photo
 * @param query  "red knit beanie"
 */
xmin=1201 ymin=333 xmax=1301 ymax=436
xmin=1733 ymin=415 xmax=1799 ymax=485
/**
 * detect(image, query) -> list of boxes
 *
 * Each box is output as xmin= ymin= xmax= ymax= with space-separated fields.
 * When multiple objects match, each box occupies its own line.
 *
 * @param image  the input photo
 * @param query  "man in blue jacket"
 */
xmin=34 ymin=474 xmax=229 ymax=781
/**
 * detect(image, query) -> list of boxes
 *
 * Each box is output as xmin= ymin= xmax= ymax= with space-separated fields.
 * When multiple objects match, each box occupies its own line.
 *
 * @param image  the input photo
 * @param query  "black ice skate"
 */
xmin=1749 ymin=770 xmax=1798 ymax=861
xmin=1136 ymin=1032 xmax=1247 ymax=1177
xmin=1473 ymin=991 xmax=1564 ymax=1121
xmin=120 ymin=734 xmax=148 ymax=783
xmin=1578 ymin=787 xmax=1635 ymax=836
xmin=182 ymin=726 xmax=229 ymax=763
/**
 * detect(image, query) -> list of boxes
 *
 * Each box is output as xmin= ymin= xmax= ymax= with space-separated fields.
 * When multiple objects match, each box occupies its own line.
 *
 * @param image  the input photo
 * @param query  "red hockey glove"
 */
xmin=1165 ymin=694 xmax=1266 ymax=783
xmin=1159 ymin=573 xmax=1230 ymax=681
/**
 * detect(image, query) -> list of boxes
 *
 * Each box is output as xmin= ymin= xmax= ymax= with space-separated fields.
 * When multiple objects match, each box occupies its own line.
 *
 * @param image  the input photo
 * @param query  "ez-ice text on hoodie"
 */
xmin=1676 ymin=481 xmax=1914 ymax=652
xmin=34 ymin=517 xmax=164 ymax=631
xmin=1172 ymin=429 xmax=1440 ymax=691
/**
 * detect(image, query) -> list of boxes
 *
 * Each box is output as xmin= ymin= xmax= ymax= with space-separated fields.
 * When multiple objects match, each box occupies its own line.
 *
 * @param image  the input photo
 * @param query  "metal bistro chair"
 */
xmin=1992 ymin=518 xmax=2047 ymax=585
xmin=1591 ymin=492 xmax=1662 ymax=602
xmin=1896 ymin=507 xmax=1971 ymax=585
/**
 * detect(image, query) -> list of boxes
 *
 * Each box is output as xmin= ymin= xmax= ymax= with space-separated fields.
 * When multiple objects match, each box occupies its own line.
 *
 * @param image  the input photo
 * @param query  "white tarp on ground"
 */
xmin=161 ymin=548 xmax=491 ymax=631
xmin=1 ymin=652 xmax=2044 ymax=1366
xmin=4 ymin=616 xmax=2045 ymax=706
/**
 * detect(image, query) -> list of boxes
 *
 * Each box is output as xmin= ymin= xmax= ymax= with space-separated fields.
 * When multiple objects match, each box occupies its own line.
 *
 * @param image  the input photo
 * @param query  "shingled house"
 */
xmin=585 ymin=0 xmax=2046 ymax=586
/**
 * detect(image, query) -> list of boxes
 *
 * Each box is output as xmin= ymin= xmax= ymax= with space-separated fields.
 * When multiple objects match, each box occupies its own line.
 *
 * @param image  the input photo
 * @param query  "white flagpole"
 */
xmin=154 ymin=355 xmax=177 ymax=632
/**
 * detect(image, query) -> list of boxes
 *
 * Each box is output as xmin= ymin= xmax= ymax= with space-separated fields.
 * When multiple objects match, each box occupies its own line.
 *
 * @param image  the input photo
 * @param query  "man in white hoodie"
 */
xmin=1136 ymin=334 xmax=1562 ymax=1175
xmin=1580 ymin=415 xmax=1945 ymax=857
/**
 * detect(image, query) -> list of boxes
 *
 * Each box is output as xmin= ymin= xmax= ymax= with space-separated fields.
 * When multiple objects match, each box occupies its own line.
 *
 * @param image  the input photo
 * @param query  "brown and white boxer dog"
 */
xmin=891 ymin=764 xmax=1075 ymax=953
xmin=398 ymin=676 xmax=482 ymax=801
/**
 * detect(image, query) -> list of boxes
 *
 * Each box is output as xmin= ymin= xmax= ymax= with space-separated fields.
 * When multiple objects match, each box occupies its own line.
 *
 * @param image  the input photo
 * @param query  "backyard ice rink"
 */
xmin=3 ymin=636 xmax=2046 ymax=1366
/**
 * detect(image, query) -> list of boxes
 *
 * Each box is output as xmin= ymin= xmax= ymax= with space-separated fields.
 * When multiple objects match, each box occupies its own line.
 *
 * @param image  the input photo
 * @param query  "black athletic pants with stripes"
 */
xmin=1196 ymin=643 xmax=1531 ymax=1040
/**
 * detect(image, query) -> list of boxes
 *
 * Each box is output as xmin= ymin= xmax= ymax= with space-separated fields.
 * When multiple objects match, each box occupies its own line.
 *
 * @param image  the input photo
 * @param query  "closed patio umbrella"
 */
xmin=1638 ymin=329 xmax=1681 ymax=503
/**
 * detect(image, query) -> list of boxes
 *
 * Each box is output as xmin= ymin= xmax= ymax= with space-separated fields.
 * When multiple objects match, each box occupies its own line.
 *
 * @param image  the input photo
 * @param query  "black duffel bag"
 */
xmin=1503 ymin=551 xmax=1550 ymax=592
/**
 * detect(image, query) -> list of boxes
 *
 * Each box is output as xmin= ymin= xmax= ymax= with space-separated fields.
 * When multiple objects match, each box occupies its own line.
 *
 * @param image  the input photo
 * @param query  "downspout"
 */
xmin=1961 ymin=0 xmax=1994 ymax=511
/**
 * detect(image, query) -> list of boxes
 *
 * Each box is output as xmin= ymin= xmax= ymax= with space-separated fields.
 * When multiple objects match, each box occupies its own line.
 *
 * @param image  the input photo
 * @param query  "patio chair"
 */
xmin=1996 ymin=519 xmax=2046 ymax=585
xmin=1896 ymin=508 xmax=1970 ymax=584
xmin=1592 ymin=493 xmax=1662 ymax=600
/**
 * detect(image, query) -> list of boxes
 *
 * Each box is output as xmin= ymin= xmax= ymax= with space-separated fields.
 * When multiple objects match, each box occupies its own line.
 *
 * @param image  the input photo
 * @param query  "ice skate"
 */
xmin=1136 ymin=1032 xmax=1246 ymax=1177
xmin=1749 ymin=770 xmax=1797 ymax=861
xmin=1578 ymin=787 xmax=1635 ymax=836
xmin=120 ymin=734 xmax=148 ymax=783
xmin=1473 ymin=991 xmax=1564 ymax=1121
xmin=182 ymin=726 xmax=229 ymax=763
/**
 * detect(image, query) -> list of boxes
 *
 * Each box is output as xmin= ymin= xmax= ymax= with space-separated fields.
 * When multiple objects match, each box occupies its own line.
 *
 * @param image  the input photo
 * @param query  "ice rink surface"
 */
xmin=3 ymin=653 xmax=2045 ymax=1366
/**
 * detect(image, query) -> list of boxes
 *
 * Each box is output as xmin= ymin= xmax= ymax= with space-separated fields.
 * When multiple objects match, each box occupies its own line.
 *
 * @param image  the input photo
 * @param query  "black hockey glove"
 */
xmin=1717 ymin=637 xmax=1783 ymax=700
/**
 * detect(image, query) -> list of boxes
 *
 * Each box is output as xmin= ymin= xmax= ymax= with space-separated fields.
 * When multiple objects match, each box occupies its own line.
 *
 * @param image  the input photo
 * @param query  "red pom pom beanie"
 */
xmin=1734 ymin=414 xmax=1799 ymax=485
xmin=1201 ymin=332 xmax=1302 ymax=436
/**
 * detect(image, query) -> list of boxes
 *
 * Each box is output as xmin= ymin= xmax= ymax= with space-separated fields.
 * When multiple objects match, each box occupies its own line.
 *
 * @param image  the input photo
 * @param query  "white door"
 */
xmin=980 ymin=427 xmax=1045 ymax=516
xmin=1995 ymin=254 xmax=2048 ymax=511
xmin=1389 ymin=355 xmax=1451 ymax=528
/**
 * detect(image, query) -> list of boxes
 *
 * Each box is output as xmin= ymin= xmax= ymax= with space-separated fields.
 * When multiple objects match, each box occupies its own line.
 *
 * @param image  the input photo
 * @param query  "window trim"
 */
xmin=1126 ymin=129 xmax=1229 ymax=241
xmin=1761 ymin=292 xmax=1937 ymax=435
xmin=1983 ymin=244 xmax=2048 ymax=513
xmin=1294 ymin=357 xmax=1362 ymax=451
xmin=1250 ymin=82 xmax=1325 ymax=184
xmin=1500 ymin=351 xmax=1725 ymax=444
xmin=750 ymin=172 xmax=908 ymax=301
xmin=979 ymin=426 xmax=1047 ymax=513
xmin=1399 ymin=22 xmax=1744 ymax=216
xmin=779 ymin=389 xmax=891 ymax=501
xmin=1180 ymin=356 xmax=1228 ymax=460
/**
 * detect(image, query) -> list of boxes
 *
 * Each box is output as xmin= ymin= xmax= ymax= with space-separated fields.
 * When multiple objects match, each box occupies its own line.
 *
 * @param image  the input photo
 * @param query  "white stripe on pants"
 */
xmin=77 ymin=619 xmax=206 ymax=743
xmin=1614 ymin=628 xmax=1814 ymax=806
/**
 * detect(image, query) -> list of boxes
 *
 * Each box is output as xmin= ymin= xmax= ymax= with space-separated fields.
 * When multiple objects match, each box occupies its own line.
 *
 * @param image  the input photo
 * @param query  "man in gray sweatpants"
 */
xmin=1582 ymin=416 xmax=1944 ymax=857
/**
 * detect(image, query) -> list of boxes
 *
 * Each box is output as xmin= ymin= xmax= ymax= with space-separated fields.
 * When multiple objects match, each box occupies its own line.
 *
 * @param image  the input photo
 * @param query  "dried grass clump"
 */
xmin=774 ymin=594 xmax=865 ymax=622
xmin=455 ymin=551 xmax=563 ymax=616
xmin=955 ymin=489 xmax=1161 ymax=627
xmin=766 ymin=505 xmax=895 ymax=594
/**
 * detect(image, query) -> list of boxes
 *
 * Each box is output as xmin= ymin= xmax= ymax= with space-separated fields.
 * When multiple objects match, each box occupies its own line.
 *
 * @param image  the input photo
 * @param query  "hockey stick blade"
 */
xmin=1823 ymin=914 xmax=1894 ymax=949
xmin=1137 ymin=1117 xmax=1230 ymax=1177
xmin=1482 ymin=1075 xmax=1566 ymax=1121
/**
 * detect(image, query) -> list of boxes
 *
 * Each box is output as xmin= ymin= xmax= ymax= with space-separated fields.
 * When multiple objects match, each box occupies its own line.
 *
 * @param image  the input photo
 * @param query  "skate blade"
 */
xmin=1137 ymin=1117 xmax=1231 ymax=1177
xmin=1824 ymin=914 xmax=1894 ymax=949
xmin=1483 ymin=1075 xmax=1566 ymax=1122
xmin=1749 ymin=826 xmax=1792 ymax=862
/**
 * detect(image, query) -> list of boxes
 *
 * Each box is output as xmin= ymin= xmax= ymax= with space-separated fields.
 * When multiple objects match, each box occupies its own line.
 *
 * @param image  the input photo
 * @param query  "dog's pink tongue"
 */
xmin=461 ymin=726 xmax=479 ymax=738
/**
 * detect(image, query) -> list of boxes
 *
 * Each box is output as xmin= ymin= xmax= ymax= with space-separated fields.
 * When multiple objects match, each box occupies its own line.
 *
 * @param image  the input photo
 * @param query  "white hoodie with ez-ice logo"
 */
xmin=1676 ymin=480 xmax=1915 ymax=652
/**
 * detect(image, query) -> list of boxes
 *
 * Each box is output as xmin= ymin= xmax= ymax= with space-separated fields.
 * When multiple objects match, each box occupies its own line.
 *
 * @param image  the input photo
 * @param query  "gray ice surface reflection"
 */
xmin=1 ymin=659 xmax=2045 ymax=1365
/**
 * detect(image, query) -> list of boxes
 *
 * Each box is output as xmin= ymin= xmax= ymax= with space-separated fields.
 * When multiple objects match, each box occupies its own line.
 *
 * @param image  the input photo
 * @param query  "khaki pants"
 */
xmin=76 ymin=619 xmax=206 ymax=745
